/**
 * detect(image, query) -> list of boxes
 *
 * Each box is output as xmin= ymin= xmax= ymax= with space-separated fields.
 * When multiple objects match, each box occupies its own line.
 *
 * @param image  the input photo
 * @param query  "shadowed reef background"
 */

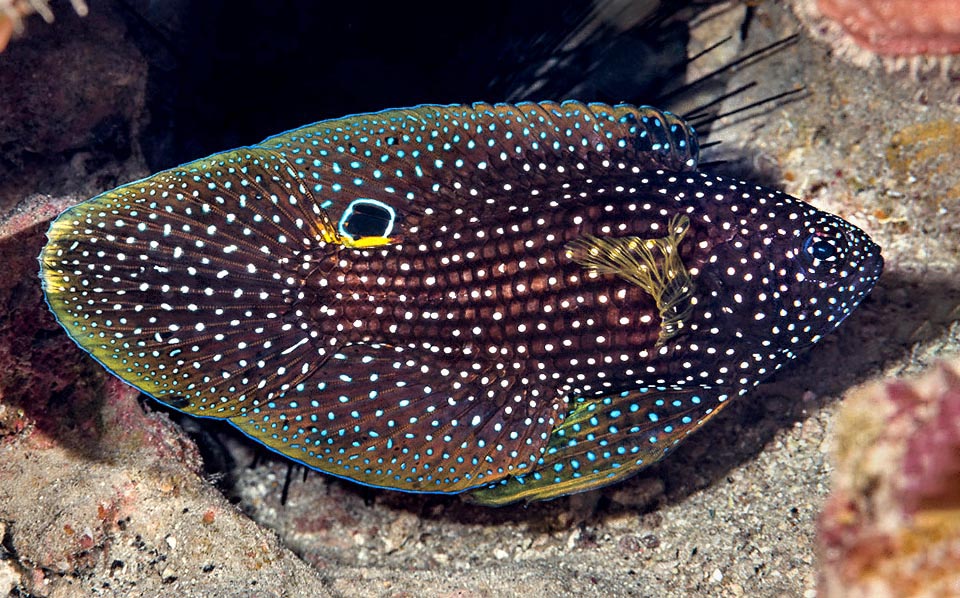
xmin=0 ymin=1 xmax=958 ymax=596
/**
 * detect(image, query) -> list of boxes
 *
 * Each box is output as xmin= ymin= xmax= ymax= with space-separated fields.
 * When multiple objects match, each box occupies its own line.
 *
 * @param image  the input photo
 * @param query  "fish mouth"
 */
xmin=855 ymin=239 xmax=885 ymax=294
xmin=824 ymin=245 xmax=884 ymax=329
xmin=837 ymin=226 xmax=884 ymax=296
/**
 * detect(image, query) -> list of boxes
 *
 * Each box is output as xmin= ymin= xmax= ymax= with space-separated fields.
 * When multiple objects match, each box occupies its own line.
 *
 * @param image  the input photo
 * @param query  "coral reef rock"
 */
xmin=818 ymin=358 xmax=960 ymax=598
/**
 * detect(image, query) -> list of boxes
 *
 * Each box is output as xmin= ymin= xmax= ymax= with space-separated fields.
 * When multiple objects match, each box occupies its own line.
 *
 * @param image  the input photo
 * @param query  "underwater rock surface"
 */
xmin=819 ymin=360 xmax=960 ymax=598
xmin=1 ymin=1 xmax=958 ymax=596
xmin=0 ymin=194 xmax=328 ymax=596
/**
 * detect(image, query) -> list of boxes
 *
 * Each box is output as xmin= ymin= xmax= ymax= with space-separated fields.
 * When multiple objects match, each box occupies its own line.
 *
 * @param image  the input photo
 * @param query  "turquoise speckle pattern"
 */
xmin=39 ymin=101 xmax=882 ymax=505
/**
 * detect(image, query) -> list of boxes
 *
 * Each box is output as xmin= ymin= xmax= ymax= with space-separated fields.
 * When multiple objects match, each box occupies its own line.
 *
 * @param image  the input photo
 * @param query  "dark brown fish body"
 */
xmin=39 ymin=102 xmax=882 ymax=504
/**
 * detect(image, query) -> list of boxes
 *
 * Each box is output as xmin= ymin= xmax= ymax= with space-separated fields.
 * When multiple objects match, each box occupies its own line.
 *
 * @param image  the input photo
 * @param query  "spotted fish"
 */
xmin=39 ymin=101 xmax=883 ymax=505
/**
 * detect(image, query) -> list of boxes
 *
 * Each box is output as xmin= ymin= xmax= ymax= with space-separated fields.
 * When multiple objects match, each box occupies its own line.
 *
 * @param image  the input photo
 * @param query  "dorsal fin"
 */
xmin=258 ymin=101 xmax=700 ymax=221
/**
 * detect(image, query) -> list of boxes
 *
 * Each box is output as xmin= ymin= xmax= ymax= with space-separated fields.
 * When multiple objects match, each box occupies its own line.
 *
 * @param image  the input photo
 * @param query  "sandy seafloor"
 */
xmin=0 ymin=1 xmax=958 ymax=597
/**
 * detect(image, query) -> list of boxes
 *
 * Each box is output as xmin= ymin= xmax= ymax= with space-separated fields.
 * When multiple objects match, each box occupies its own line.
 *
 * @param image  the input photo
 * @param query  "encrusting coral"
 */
xmin=0 ymin=0 xmax=87 ymax=52
xmin=818 ymin=358 xmax=960 ymax=598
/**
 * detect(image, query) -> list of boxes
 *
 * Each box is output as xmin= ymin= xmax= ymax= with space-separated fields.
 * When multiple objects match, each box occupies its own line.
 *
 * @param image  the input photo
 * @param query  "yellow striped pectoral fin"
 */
xmin=564 ymin=214 xmax=693 ymax=347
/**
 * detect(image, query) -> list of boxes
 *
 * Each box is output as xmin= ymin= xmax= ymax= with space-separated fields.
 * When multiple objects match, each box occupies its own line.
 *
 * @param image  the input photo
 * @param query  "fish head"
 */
xmin=690 ymin=188 xmax=883 ymax=364
xmin=782 ymin=207 xmax=884 ymax=343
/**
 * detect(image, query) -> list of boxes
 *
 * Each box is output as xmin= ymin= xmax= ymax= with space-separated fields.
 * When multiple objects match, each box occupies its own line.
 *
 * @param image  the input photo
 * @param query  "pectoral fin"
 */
xmin=565 ymin=214 xmax=693 ymax=346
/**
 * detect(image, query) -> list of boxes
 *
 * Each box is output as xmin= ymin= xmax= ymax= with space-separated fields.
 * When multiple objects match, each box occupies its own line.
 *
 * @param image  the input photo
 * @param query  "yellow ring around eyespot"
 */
xmin=342 ymin=236 xmax=397 ymax=248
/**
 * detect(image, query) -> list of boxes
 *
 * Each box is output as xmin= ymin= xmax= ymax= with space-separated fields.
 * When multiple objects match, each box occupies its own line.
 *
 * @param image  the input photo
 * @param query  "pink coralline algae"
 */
xmin=793 ymin=0 xmax=960 ymax=83
xmin=817 ymin=0 xmax=960 ymax=56
xmin=818 ymin=359 xmax=960 ymax=598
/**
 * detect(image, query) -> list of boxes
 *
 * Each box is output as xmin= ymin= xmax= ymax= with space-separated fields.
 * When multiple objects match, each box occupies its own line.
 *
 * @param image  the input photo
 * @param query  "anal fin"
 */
xmin=227 ymin=342 xmax=565 ymax=493
xmin=465 ymin=386 xmax=724 ymax=506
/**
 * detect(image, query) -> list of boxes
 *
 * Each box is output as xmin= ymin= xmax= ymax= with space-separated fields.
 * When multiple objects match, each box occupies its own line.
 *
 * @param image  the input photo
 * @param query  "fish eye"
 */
xmin=338 ymin=198 xmax=397 ymax=240
xmin=802 ymin=233 xmax=839 ymax=263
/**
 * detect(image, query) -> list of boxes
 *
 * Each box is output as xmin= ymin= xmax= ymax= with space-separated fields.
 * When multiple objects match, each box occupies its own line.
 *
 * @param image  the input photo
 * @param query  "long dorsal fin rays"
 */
xmin=465 ymin=387 xmax=722 ymax=506
xmin=564 ymin=214 xmax=694 ymax=346
xmin=256 ymin=101 xmax=701 ymax=223
xmin=210 ymin=147 xmax=399 ymax=251
xmin=226 ymin=342 xmax=565 ymax=493
xmin=144 ymin=146 xmax=396 ymax=254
